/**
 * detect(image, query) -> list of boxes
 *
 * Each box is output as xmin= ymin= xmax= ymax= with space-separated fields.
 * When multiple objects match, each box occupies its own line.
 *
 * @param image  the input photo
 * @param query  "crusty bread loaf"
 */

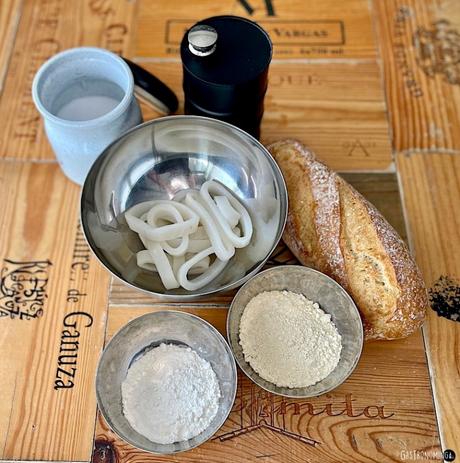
xmin=268 ymin=139 xmax=427 ymax=340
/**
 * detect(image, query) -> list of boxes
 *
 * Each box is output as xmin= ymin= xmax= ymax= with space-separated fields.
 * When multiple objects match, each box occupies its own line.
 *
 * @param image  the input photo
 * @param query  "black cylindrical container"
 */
xmin=180 ymin=16 xmax=272 ymax=139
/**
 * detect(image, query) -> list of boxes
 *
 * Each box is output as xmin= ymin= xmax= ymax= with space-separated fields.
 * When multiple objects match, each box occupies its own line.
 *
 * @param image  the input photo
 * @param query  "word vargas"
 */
xmin=54 ymin=311 xmax=93 ymax=390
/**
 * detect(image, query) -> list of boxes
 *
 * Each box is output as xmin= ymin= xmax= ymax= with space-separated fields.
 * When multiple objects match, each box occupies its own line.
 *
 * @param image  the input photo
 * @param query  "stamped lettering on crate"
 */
xmin=54 ymin=224 xmax=97 ymax=390
xmin=88 ymin=0 xmax=130 ymax=55
xmin=390 ymin=9 xmax=460 ymax=91
xmin=343 ymin=139 xmax=375 ymax=157
xmin=270 ymin=73 xmax=322 ymax=87
xmin=54 ymin=311 xmax=94 ymax=390
xmin=0 ymin=259 xmax=51 ymax=320
xmin=166 ymin=19 xmax=344 ymax=46
xmin=393 ymin=6 xmax=424 ymax=98
xmin=213 ymin=374 xmax=394 ymax=446
xmin=164 ymin=19 xmax=346 ymax=57
xmin=414 ymin=19 xmax=460 ymax=86
xmin=13 ymin=0 xmax=64 ymax=142
xmin=237 ymin=0 xmax=276 ymax=17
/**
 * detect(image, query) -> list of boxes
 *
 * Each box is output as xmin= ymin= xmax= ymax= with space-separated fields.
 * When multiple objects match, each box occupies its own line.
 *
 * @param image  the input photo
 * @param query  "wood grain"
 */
xmin=373 ymin=0 xmax=460 ymax=153
xmin=0 ymin=0 xmax=458 ymax=460
xmin=0 ymin=161 xmax=110 ymax=461
xmin=0 ymin=0 xmax=137 ymax=161
xmin=135 ymin=0 xmax=377 ymax=59
xmin=395 ymin=151 xmax=460 ymax=454
xmin=94 ymin=306 xmax=441 ymax=463
xmin=373 ymin=0 xmax=460 ymax=453
xmin=0 ymin=0 xmax=22 ymax=92
xmin=0 ymin=0 xmax=392 ymax=170
xmin=138 ymin=60 xmax=392 ymax=169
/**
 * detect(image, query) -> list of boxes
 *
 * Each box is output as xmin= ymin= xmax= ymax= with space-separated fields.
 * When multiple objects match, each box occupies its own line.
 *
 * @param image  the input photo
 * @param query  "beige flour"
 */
xmin=239 ymin=290 xmax=342 ymax=388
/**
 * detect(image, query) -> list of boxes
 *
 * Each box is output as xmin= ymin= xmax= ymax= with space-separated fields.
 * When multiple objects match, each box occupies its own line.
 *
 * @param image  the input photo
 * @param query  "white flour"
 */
xmin=239 ymin=290 xmax=342 ymax=388
xmin=122 ymin=343 xmax=220 ymax=444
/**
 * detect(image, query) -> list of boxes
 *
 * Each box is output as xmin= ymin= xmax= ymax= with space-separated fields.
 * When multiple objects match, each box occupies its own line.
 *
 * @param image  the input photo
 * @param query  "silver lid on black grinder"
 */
xmin=180 ymin=16 xmax=273 ymax=139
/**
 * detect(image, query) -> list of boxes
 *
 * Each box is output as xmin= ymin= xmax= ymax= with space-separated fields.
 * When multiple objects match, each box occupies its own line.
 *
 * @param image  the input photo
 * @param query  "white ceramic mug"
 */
xmin=32 ymin=47 xmax=177 ymax=185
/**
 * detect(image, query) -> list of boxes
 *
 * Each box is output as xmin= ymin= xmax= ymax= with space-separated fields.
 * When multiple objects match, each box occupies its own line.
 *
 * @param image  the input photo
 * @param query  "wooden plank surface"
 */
xmin=94 ymin=306 xmax=440 ymax=463
xmin=0 ymin=0 xmax=137 ymax=161
xmin=135 ymin=0 xmax=378 ymax=59
xmin=373 ymin=0 xmax=460 ymax=453
xmin=395 ymin=152 xmax=460 ymax=455
xmin=138 ymin=61 xmax=393 ymax=171
xmin=0 ymin=0 xmax=394 ymax=171
xmin=0 ymin=162 xmax=110 ymax=461
xmin=373 ymin=0 xmax=460 ymax=153
xmin=0 ymin=0 xmax=458 ymax=460
xmin=0 ymin=0 xmax=22 ymax=92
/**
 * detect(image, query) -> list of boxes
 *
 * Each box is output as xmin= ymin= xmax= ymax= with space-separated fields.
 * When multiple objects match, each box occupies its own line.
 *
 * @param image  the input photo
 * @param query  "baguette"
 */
xmin=268 ymin=139 xmax=427 ymax=340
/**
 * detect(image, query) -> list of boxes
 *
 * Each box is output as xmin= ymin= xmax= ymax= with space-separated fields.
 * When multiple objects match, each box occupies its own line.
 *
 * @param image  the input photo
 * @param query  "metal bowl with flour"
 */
xmin=227 ymin=266 xmax=364 ymax=398
xmin=96 ymin=310 xmax=237 ymax=454
xmin=81 ymin=115 xmax=287 ymax=300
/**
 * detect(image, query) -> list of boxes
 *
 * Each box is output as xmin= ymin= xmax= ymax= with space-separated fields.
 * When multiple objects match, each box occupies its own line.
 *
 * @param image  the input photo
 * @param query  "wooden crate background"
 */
xmin=0 ymin=0 xmax=459 ymax=462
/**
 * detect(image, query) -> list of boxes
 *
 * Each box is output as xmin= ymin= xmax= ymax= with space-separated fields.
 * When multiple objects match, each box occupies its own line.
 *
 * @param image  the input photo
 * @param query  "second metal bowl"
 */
xmin=96 ymin=310 xmax=237 ymax=454
xmin=81 ymin=116 xmax=287 ymax=300
xmin=227 ymin=266 xmax=363 ymax=398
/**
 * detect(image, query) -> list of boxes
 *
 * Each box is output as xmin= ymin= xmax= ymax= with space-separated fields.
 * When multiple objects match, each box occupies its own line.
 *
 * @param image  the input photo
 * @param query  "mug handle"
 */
xmin=122 ymin=58 xmax=179 ymax=115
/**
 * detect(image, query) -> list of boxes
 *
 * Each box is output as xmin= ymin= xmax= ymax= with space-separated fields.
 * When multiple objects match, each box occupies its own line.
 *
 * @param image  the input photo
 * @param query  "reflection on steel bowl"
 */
xmin=81 ymin=115 xmax=287 ymax=300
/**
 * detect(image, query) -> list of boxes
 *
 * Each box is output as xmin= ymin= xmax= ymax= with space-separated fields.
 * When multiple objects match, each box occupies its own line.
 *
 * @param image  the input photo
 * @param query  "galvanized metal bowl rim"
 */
xmin=226 ymin=265 xmax=364 ymax=398
xmin=80 ymin=114 xmax=288 ymax=301
xmin=96 ymin=309 xmax=238 ymax=454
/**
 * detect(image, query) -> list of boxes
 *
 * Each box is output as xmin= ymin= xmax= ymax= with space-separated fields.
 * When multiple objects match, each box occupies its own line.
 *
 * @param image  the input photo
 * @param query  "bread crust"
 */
xmin=268 ymin=139 xmax=427 ymax=340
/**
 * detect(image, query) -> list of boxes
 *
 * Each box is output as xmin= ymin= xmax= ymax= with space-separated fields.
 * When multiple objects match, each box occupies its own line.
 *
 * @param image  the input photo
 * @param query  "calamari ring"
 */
xmin=178 ymin=247 xmax=227 ymax=291
xmin=136 ymin=250 xmax=156 ymax=272
xmin=125 ymin=201 xmax=199 ymax=242
xmin=184 ymin=192 xmax=235 ymax=261
xmin=200 ymin=180 xmax=253 ymax=248
xmin=167 ymin=237 xmax=211 ymax=253
xmin=214 ymin=195 xmax=240 ymax=228
xmin=185 ymin=254 xmax=211 ymax=274
xmin=143 ymin=240 xmax=179 ymax=290
xmin=146 ymin=203 xmax=190 ymax=255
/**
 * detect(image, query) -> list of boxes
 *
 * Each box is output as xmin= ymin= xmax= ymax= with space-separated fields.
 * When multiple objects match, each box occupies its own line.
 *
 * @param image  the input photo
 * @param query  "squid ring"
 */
xmin=178 ymin=247 xmax=227 ymax=291
xmin=166 ymin=237 xmax=212 ymax=254
xmin=188 ymin=255 xmax=211 ymax=274
xmin=136 ymin=250 xmax=156 ymax=272
xmin=147 ymin=203 xmax=190 ymax=255
xmin=125 ymin=201 xmax=199 ymax=242
xmin=214 ymin=195 xmax=240 ymax=228
xmin=200 ymin=180 xmax=253 ymax=248
xmin=125 ymin=200 xmax=156 ymax=220
xmin=184 ymin=192 xmax=235 ymax=261
xmin=144 ymin=241 xmax=179 ymax=290
xmin=160 ymin=236 xmax=189 ymax=256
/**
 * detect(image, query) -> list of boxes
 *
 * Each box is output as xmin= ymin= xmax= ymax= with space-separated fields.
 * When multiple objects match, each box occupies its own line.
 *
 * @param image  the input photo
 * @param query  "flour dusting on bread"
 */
xmin=268 ymin=139 xmax=427 ymax=340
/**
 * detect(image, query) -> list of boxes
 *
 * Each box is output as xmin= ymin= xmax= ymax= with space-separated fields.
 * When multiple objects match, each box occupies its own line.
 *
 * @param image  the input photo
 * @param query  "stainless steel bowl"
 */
xmin=96 ymin=310 xmax=237 ymax=454
xmin=81 ymin=116 xmax=287 ymax=300
xmin=227 ymin=266 xmax=363 ymax=398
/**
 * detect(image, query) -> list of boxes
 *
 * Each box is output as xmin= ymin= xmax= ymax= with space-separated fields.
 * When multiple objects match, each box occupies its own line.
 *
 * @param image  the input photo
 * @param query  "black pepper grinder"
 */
xmin=180 ymin=16 xmax=273 ymax=139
